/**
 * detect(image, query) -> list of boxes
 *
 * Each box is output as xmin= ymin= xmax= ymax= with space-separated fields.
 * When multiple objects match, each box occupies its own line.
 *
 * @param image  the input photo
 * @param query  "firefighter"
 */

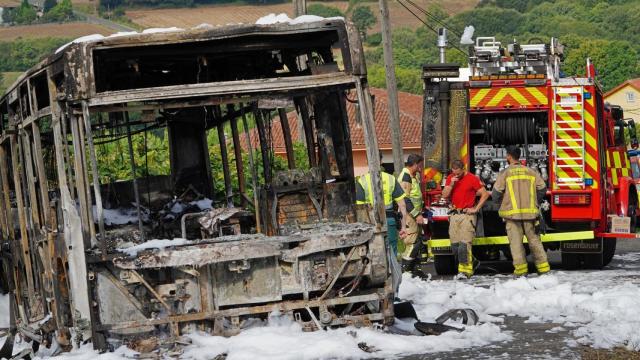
xmin=355 ymin=152 xmax=408 ymax=255
xmin=398 ymin=154 xmax=425 ymax=273
xmin=442 ymin=159 xmax=490 ymax=277
xmin=492 ymin=146 xmax=550 ymax=277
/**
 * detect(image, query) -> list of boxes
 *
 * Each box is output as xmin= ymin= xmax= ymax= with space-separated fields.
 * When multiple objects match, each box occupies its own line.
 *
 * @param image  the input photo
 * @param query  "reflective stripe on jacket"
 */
xmin=356 ymin=172 xmax=405 ymax=209
xmin=494 ymin=164 xmax=546 ymax=220
xmin=398 ymin=167 xmax=424 ymax=217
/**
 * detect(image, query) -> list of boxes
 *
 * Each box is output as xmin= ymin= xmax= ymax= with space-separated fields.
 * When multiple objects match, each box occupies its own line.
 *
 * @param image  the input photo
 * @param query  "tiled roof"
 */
xmin=605 ymin=78 xmax=640 ymax=98
xmin=240 ymin=88 xmax=423 ymax=152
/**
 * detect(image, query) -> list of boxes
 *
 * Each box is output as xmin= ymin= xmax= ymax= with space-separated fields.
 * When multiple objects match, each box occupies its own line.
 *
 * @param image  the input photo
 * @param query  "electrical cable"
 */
xmin=396 ymin=0 xmax=467 ymax=56
xmin=401 ymin=0 xmax=463 ymax=38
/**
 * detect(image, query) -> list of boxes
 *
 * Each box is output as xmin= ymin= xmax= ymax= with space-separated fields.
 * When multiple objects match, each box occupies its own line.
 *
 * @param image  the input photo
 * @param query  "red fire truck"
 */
xmin=421 ymin=37 xmax=639 ymax=274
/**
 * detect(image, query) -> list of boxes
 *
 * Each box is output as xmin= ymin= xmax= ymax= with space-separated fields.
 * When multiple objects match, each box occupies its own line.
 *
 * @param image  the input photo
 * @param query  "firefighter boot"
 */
xmin=513 ymin=263 xmax=528 ymax=278
xmin=401 ymin=258 xmax=415 ymax=274
xmin=453 ymin=242 xmax=473 ymax=278
xmin=536 ymin=261 xmax=551 ymax=275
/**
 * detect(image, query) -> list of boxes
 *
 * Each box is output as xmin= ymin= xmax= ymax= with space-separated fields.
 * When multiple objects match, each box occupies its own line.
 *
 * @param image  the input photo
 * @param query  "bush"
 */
xmin=365 ymin=32 xmax=382 ymax=46
xmin=307 ymin=3 xmax=343 ymax=18
xmin=0 ymin=38 xmax=71 ymax=73
xmin=42 ymin=0 xmax=74 ymax=22
xmin=13 ymin=0 xmax=37 ymax=25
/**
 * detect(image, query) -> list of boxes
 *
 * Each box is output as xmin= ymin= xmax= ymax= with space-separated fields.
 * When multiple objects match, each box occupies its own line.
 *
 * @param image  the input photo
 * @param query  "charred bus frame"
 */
xmin=0 ymin=20 xmax=392 ymax=354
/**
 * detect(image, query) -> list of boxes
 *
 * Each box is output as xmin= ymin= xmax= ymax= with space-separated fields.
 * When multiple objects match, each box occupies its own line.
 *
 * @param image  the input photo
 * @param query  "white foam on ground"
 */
xmin=0 ymin=293 xmax=8 ymax=328
xmin=182 ymin=315 xmax=507 ymax=360
xmin=3 ymin=253 xmax=640 ymax=358
xmin=116 ymin=238 xmax=192 ymax=257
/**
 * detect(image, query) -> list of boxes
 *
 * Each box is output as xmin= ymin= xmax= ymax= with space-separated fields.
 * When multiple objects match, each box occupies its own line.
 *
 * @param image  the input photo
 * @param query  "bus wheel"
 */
xmin=561 ymin=252 xmax=582 ymax=270
xmin=434 ymin=255 xmax=457 ymax=275
xmin=602 ymin=238 xmax=617 ymax=266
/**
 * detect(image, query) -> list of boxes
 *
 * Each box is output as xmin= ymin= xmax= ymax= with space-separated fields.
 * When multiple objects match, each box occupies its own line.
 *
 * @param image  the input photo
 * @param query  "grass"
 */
xmin=582 ymin=347 xmax=640 ymax=360
xmin=1 ymin=72 xmax=23 ymax=95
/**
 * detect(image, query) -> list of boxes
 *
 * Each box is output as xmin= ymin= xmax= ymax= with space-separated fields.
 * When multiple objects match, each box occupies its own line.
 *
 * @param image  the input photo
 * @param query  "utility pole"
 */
xmin=378 ymin=0 xmax=403 ymax=174
xmin=293 ymin=0 xmax=307 ymax=143
xmin=293 ymin=0 xmax=306 ymax=17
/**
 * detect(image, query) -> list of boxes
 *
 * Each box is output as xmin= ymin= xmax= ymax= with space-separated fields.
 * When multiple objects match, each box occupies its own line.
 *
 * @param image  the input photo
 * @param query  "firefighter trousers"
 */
xmin=449 ymin=213 xmax=476 ymax=276
xmin=505 ymin=219 xmax=550 ymax=275
xmin=401 ymin=215 xmax=423 ymax=271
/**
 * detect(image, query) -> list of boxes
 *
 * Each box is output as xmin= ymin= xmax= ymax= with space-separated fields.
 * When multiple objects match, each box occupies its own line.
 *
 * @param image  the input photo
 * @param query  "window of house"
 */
xmin=626 ymin=91 xmax=636 ymax=103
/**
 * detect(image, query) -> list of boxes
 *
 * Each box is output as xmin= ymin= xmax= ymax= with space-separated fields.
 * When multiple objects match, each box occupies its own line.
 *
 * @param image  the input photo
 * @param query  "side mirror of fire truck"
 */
xmin=627 ymin=119 xmax=639 ymax=149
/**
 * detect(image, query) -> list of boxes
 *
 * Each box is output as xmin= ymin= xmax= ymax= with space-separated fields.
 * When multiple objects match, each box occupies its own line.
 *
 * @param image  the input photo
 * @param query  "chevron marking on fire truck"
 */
xmin=607 ymin=150 xmax=630 ymax=186
xmin=583 ymin=94 xmax=599 ymax=189
xmin=469 ymin=86 xmax=548 ymax=109
xmin=553 ymin=88 xmax=599 ymax=190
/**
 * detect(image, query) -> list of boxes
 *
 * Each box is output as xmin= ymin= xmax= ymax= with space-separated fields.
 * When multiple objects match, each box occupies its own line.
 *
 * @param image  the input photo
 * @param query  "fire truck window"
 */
xmin=631 ymin=160 xmax=640 ymax=179
xmin=614 ymin=120 xmax=626 ymax=147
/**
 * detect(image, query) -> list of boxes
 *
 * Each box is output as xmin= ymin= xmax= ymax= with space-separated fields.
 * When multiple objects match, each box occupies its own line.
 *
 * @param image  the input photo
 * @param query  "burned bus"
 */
xmin=0 ymin=19 xmax=393 ymax=354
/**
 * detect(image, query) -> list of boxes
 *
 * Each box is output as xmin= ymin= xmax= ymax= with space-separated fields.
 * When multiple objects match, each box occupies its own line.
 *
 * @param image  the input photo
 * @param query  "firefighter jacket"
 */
xmin=355 ymin=172 xmax=406 ymax=211
xmin=492 ymin=163 xmax=546 ymax=220
xmin=398 ymin=167 xmax=424 ymax=217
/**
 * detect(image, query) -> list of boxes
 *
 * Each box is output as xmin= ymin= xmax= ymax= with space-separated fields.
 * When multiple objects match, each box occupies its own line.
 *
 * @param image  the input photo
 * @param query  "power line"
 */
xmin=396 ymin=0 xmax=467 ymax=56
xmin=401 ymin=0 xmax=463 ymax=38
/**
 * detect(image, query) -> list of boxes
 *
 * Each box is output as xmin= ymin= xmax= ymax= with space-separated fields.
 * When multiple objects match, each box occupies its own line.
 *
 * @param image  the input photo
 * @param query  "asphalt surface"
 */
xmin=73 ymin=10 xmax=137 ymax=33
xmin=401 ymin=240 xmax=640 ymax=360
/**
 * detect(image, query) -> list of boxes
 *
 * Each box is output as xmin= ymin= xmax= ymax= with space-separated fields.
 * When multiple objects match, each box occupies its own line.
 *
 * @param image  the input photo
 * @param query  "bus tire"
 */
xmin=434 ymin=255 xmax=457 ymax=275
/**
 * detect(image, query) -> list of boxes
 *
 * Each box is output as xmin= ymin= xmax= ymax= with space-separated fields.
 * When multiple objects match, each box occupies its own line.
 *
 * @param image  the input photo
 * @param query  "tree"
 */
xmin=307 ymin=3 xmax=343 ymax=18
xmin=14 ymin=0 xmax=37 ymax=25
xmin=43 ymin=0 xmax=57 ymax=12
xmin=43 ymin=0 xmax=73 ymax=22
xmin=351 ymin=5 xmax=376 ymax=38
xmin=562 ymin=37 xmax=640 ymax=92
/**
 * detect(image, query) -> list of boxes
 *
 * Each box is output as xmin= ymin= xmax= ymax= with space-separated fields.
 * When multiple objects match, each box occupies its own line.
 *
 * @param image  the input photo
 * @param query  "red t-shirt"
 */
xmin=445 ymin=172 xmax=482 ymax=209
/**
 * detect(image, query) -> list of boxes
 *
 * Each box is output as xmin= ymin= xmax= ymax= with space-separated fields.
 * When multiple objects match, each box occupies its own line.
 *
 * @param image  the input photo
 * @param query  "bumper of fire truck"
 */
xmin=428 ymin=231 xmax=595 ymax=255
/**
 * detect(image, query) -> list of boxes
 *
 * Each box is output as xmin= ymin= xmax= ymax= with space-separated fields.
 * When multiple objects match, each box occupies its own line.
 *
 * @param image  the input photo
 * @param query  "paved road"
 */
xmin=401 ymin=240 xmax=640 ymax=360
xmin=73 ymin=10 xmax=137 ymax=33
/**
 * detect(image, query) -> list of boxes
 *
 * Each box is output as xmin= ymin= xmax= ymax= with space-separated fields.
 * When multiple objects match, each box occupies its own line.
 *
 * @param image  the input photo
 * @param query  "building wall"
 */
xmin=606 ymin=85 xmax=640 ymax=117
xmin=353 ymin=148 xmax=421 ymax=176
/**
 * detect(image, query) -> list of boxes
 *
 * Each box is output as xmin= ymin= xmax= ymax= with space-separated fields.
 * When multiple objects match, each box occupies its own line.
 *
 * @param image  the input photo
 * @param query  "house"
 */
xmin=604 ymin=78 xmax=640 ymax=118
xmin=242 ymin=88 xmax=423 ymax=176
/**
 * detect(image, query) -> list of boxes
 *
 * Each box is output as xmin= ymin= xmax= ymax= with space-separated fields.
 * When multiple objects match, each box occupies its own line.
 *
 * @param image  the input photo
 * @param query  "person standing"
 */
xmin=355 ymin=153 xmax=408 ymax=255
xmin=442 ymin=159 xmax=490 ymax=277
xmin=492 ymin=146 xmax=550 ymax=277
xmin=398 ymin=154 xmax=425 ymax=273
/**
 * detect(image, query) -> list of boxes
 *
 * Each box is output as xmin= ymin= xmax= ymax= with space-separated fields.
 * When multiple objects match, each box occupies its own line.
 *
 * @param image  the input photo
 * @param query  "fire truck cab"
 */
xmin=421 ymin=36 xmax=640 ymax=274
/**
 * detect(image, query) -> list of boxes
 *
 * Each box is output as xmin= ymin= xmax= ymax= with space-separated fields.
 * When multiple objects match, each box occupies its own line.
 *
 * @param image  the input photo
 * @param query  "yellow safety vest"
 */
xmin=356 ymin=172 xmax=405 ymax=210
xmin=398 ymin=167 xmax=424 ymax=217
xmin=496 ymin=165 xmax=539 ymax=220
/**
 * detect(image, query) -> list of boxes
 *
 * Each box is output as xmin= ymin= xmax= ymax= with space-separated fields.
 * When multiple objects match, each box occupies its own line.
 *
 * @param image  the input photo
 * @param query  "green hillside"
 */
xmin=366 ymin=0 xmax=640 ymax=93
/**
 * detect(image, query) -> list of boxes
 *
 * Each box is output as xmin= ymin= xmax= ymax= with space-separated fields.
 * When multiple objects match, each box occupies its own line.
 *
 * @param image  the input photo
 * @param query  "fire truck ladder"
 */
xmin=553 ymin=86 xmax=585 ymax=188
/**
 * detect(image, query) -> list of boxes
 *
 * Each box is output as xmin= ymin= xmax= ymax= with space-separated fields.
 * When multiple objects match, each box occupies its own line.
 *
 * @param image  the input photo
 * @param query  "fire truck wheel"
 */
xmin=582 ymin=252 xmax=603 ymax=269
xmin=628 ymin=201 xmax=638 ymax=233
xmin=434 ymin=255 xmax=457 ymax=275
xmin=602 ymin=238 xmax=617 ymax=266
xmin=561 ymin=252 xmax=582 ymax=270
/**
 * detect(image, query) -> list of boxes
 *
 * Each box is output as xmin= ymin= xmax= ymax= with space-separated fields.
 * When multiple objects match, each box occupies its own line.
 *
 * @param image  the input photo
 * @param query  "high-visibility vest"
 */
xmin=356 ymin=172 xmax=404 ymax=210
xmin=496 ymin=165 xmax=540 ymax=220
xmin=398 ymin=167 xmax=424 ymax=217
